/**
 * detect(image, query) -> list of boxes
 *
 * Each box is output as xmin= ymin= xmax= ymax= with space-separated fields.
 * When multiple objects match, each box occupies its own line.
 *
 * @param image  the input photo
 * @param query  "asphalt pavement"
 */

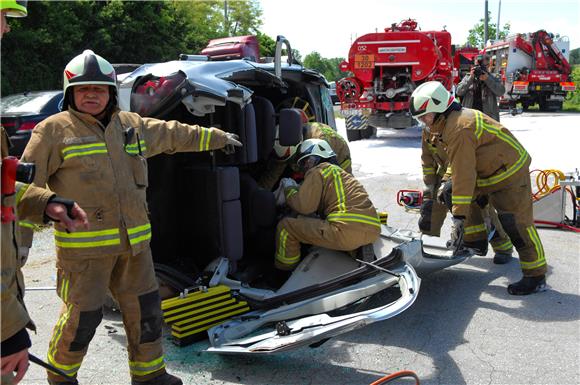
xmin=19 ymin=121 xmax=580 ymax=385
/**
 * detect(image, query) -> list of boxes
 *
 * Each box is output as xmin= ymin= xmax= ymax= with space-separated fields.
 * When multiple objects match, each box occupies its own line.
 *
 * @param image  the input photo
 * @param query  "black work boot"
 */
xmin=493 ymin=252 xmax=512 ymax=264
xmin=47 ymin=378 xmax=78 ymax=385
xmin=131 ymin=372 xmax=183 ymax=385
xmin=507 ymin=275 xmax=547 ymax=295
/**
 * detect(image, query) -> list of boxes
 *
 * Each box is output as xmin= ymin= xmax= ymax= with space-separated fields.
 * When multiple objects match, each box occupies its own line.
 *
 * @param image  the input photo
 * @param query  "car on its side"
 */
xmin=1 ymin=90 xmax=63 ymax=157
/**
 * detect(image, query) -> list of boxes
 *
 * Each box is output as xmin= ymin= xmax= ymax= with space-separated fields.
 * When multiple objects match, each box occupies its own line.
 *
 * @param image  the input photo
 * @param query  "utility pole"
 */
xmin=224 ymin=0 xmax=229 ymax=36
xmin=484 ymin=0 xmax=489 ymax=48
xmin=496 ymin=0 xmax=502 ymax=41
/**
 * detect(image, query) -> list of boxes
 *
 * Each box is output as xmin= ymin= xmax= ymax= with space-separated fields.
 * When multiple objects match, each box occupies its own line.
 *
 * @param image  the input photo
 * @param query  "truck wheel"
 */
xmin=360 ymin=126 xmax=377 ymax=139
xmin=347 ymin=130 xmax=362 ymax=142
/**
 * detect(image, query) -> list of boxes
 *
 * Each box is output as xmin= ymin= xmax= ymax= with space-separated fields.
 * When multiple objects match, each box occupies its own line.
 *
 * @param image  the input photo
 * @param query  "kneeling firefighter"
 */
xmin=410 ymin=81 xmax=547 ymax=295
xmin=274 ymin=138 xmax=380 ymax=271
xmin=419 ymin=125 xmax=514 ymax=264
xmin=21 ymin=50 xmax=241 ymax=385
xmin=258 ymin=113 xmax=352 ymax=191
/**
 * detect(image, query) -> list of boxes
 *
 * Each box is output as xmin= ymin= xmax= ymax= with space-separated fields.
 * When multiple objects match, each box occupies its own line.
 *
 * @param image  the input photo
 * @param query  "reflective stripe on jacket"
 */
xmin=284 ymin=163 xmax=380 ymax=231
xmin=21 ymin=108 xmax=228 ymax=259
xmin=428 ymin=109 xmax=530 ymax=217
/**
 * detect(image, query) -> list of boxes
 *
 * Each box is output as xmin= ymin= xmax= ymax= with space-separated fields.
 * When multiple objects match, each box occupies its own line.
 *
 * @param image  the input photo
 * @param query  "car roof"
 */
xmin=1 ymin=90 xmax=63 ymax=115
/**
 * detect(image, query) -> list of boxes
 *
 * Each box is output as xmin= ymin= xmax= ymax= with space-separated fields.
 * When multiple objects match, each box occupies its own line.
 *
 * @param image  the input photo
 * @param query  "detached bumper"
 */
xmin=206 ymin=264 xmax=419 ymax=355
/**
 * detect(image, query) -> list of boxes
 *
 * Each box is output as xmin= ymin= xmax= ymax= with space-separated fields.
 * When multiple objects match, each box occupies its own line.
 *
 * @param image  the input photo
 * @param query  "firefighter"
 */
xmin=258 ymin=114 xmax=352 ymax=191
xmin=21 ymin=50 xmax=241 ymax=385
xmin=420 ymin=126 xmax=514 ymax=264
xmin=410 ymin=81 xmax=547 ymax=295
xmin=1 ymin=3 xmax=89 ymax=385
xmin=456 ymin=53 xmax=505 ymax=122
xmin=274 ymin=138 xmax=380 ymax=271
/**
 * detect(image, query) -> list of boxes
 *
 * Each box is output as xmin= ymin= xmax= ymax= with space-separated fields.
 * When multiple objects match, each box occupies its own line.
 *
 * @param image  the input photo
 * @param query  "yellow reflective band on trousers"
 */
xmin=125 ymin=140 xmax=147 ymax=155
xmin=521 ymin=226 xmax=547 ymax=270
xmin=199 ymin=127 xmax=213 ymax=151
xmin=422 ymin=166 xmax=435 ymax=176
xmin=14 ymin=182 xmax=30 ymax=205
xmin=327 ymin=212 xmax=381 ymax=228
xmin=473 ymin=111 xmax=530 ymax=187
xmin=62 ymin=142 xmax=108 ymax=160
xmin=54 ymin=228 xmax=121 ymax=248
xmin=452 ymin=195 xmax=472 ymax=205
xmin=321 ymin=165 xmax=346 ymax=212
xmin=276 ymin=228 xmax=300 ymax=266
xmin=129 ymin=356 xmax=166 ymax=377
xmin=127 ymin=223 xmax=152 ymax=246
xmin=464 ymin=223 xmax=486 ymax=235
xmin=48 ymin=302 xmax=79 ymax=377
xmin=494 ymin=239 xmax=513 ymax=251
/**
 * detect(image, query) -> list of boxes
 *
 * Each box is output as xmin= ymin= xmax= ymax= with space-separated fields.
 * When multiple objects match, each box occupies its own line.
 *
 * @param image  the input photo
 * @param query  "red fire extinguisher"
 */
xmin=1 ymin=156 xmax=35 ymax=223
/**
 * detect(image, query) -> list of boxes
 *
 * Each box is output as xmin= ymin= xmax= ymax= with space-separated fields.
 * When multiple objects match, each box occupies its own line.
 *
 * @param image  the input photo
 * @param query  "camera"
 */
xmin=473 ymin=65 xmax=486 ymax=80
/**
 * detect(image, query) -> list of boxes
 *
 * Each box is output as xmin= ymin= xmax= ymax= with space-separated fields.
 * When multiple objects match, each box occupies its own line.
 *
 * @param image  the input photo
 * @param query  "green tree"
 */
xmin=222 ymin=0 xmax=262 ymax=36
xmin=303 ymin=52 xmax=345 ymax=82
xmin=569 ymin=48 xmax=580 ymax=65
xmin=466 ymin=13 xmax=511 ymax=48
xmin=256 ymin=32 xmax=276 ymax=57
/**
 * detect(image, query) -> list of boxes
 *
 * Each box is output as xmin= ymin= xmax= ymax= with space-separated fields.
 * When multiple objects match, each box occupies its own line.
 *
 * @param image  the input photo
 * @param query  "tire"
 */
xmin=360 ymin=125 xmax=377 ymax=140
xmin=347 ymin=129 xmax=362 ymax=142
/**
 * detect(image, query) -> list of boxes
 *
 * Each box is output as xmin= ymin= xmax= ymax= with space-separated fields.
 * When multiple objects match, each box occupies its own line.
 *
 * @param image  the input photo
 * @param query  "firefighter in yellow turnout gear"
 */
xmin=259 ymin=120 xmax=352 ymax=191
xmin=420 ymin=126 xmax=514 ymax=264
xmin=21 ymin=50 xmax=241 ymax=385
xmin=410 ymin=81 xmax=547 ymax=295
xmin=274 ymin=139 xmax=380 ymax=271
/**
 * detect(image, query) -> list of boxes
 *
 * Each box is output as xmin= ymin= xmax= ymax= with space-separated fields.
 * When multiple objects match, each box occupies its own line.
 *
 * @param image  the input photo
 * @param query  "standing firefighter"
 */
xmin=274 ymin=138 xmax=380 ymax=271
xmin=410 ymin=81 xmax=547 ymax=295
xmin=420 ymin=126 xmax=514 ymax=264
xmin=259 ymin=116 xmax=352 ymax=191
xmin=21 ymin=50 xmax=241 ymax=385
xmin=2 ymin=2 xmax=88 ymax=385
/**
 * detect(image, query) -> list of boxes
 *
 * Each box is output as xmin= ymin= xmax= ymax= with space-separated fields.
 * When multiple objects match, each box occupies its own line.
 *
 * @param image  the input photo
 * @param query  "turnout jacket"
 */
xmin=304 ymin=122 xmax=352 ymax=173
xmin=284 ymin=163 xmax=381 ymax=232
xmin=2 ymin=128 xmax=54 ymax=352
xmin=421 ymin=128 xmax=451 ymax=192
xmin=428 ymin=108 xmax=530 ymax=217
xmin=22 ymin=108 xmax=228 ymax=260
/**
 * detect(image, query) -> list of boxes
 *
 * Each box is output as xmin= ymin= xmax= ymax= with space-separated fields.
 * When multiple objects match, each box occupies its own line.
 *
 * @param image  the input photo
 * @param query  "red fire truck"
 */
xmin=485 ymin=30 xmax=575 ymax=111
xmin=337 ymin=19 xmax=456 ymax=141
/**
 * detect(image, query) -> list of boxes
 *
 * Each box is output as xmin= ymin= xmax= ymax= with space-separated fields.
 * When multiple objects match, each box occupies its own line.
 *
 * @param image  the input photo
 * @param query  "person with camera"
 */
xmin=2 ymin=3 xmax=89 ymax=385
xmin=456 ymin=54 xmax=505 ymax=122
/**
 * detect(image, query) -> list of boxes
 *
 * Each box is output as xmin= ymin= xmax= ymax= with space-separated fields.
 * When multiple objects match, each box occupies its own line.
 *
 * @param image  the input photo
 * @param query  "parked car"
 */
xmin=329 ymin=81 xmax=339 ymax=104
xmin=1 ymin=90 xmax=63 ymax=157
xmin=116 ymin=36 xmax=471 ymax=354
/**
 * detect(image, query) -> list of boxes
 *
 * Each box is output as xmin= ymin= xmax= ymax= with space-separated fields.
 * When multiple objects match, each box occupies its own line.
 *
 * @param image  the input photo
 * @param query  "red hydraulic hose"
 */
xmin=370 ymin=370 xmax=420 ymax=385
xmin=534 ymin=220 xmax=580 ymax=233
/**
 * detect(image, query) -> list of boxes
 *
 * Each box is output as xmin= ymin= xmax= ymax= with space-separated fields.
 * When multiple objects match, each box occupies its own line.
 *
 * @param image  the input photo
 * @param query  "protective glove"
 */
xmin=273 ymin=183 xmax=287 ymax=207
xmin=222 ymin=133 xmax=242 ymax=154
xmin=279 ymin=177 xmax=298 ymax=189
xmin=437 ymin=180 xmax=453 ymax=210
xmin=422 ymin=184 xmax=436 ymax=200
xmin=446 ymin=216 xmax=465 ymax=250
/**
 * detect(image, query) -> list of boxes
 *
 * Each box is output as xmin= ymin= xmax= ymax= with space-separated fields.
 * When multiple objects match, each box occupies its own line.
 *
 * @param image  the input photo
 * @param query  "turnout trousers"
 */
xmin=47 ymin=249 xmax=165 ymax=382
xmin=275 ymin=216 xmax=380 ymax=270
xmin=474 ymin=169 xmax=547 ymax=277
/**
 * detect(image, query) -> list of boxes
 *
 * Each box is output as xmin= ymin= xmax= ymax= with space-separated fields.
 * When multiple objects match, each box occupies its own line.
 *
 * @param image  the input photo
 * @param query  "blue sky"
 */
xmin=260 ymin=0 xmax=579 ymax=58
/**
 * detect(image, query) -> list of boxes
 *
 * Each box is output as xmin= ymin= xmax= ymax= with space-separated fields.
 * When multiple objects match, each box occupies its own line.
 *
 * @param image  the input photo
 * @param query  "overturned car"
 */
xmin=118 ymin=37 xmax=471 ymax=355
